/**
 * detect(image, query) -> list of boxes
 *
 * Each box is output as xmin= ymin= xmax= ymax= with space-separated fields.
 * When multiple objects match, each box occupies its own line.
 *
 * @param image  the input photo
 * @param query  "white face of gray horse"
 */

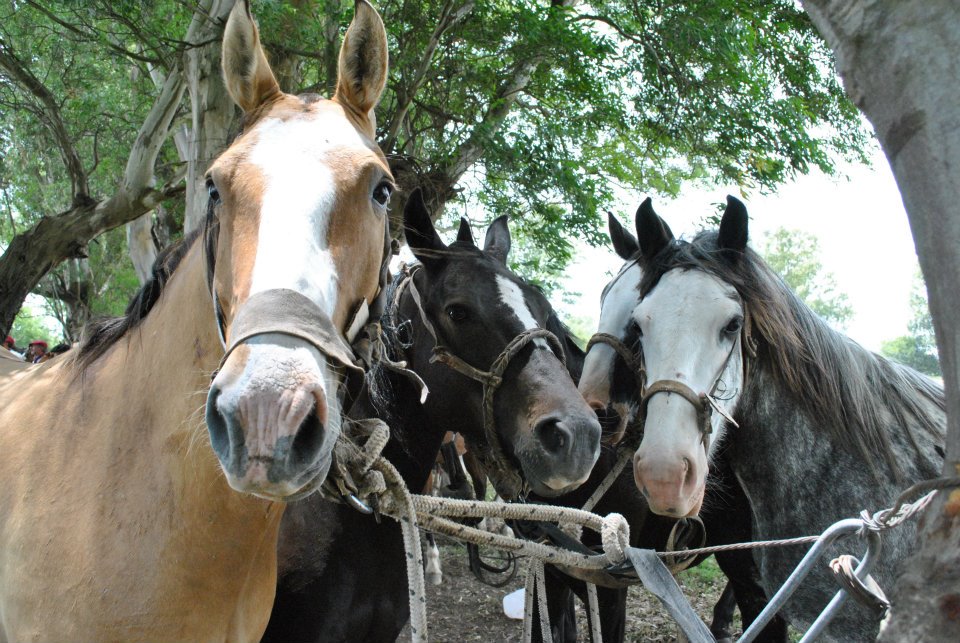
xmin=631 ymin=269 xmax=744 ymax=517
xmin=579 ymin=197 xmax=751 ymax=517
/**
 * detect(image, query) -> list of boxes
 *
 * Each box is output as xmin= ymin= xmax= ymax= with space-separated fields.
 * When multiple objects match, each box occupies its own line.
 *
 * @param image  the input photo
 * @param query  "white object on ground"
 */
xmin=503 ymin=588 xmax=525 ymax=620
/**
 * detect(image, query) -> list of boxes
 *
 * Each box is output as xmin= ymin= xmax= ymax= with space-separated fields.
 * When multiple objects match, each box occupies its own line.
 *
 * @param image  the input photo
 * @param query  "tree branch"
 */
xmin=382 ymin=0 xmax=476 ymax=153
xmin=441 ymin=0 xmax=577 ymax=190
xmin=0 ymin=35 xmax=90 ymax=204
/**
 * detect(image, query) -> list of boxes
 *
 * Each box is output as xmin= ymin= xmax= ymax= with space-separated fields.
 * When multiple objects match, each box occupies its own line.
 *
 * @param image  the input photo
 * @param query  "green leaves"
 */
xmin=0 ymin=0 xmax=871 ymax=329
xmin=881 ymin=273 xmax=941 ymax=377
xmin=761 ymin=227 xmax=853 ymax=327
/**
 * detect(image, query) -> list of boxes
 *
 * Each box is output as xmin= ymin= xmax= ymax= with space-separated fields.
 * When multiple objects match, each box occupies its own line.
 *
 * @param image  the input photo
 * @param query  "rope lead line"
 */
xmin=326 ymin=419 xmax=960 ymax=641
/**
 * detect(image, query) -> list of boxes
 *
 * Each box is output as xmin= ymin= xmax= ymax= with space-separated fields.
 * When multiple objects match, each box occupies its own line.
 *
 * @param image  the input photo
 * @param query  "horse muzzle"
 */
xmin=206 ymin=340 xmax=342 ymax=499
xmin=516 ymin=411 xmax=602 ymax=498
xmin=204 ymin=288 xmax=364 ymax=499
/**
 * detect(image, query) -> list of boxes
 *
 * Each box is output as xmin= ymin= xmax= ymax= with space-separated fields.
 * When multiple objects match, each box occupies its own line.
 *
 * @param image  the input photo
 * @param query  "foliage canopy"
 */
xmin=0 ymin=0 xmax=870 ymax=332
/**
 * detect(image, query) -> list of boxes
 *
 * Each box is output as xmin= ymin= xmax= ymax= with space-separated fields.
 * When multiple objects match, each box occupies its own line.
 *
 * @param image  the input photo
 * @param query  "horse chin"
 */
xmin=228 ymin=452 xmax=335 ymax=502
xmin=642 ymin=482 xmax=705 ymax=519
xmin=527 ymin=477 xmax=588 ymax=498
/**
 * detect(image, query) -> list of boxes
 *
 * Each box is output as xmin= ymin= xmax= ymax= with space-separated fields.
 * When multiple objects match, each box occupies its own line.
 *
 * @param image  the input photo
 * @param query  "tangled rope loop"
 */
xmin=858 ymin=475 xmax=960 ymax=535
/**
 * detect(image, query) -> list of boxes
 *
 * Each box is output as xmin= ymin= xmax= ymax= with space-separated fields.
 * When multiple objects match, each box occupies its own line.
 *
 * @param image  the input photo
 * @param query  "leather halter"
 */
xmin=395 ymin=263 xmax=567 ymax=500
xmin=205 ymin=209 xmax=394 ymax=402
xmin=588 ymin=303 xmax=758 ymax=448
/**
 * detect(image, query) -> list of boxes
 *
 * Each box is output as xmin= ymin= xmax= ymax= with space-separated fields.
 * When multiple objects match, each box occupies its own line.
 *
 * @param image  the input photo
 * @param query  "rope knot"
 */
xmin=600 ymin=512 xmax=630 ymax=565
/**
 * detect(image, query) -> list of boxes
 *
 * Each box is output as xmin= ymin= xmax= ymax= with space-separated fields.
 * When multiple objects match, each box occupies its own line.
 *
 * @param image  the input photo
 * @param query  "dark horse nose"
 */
xmin=533 ymin=413 xmax=601 ymax=482
xmin=536 ymin=417 xmax=572 ymax=454
xmin=205 ymin=384 xmax=327 ymax=486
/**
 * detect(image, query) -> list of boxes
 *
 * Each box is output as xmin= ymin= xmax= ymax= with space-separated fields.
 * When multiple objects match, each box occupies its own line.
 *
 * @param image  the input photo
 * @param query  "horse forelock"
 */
xmin=642 ymin=231 xmax=944 ymax=479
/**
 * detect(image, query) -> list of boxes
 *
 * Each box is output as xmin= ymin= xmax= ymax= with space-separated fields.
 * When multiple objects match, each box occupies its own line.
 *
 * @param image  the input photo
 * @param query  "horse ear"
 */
xmin=718 ymin=195 xmax=749 ymax=256
xmin=483 ymin=215 xmax=511 ymax=265
xmin=221 ymin=0 xmax=281 ymax=113
xmin=634 ymin=198 xmax=674 ymax=265
xmin=403 ymin=188 xmax=447 ymax=270
xmin=608 ymin=212 xmax=639 ymax=260
xmin=456 ymin=217 xmax=475 ymax=246
xmin=334 ymin=0 xmax=388 ymax=136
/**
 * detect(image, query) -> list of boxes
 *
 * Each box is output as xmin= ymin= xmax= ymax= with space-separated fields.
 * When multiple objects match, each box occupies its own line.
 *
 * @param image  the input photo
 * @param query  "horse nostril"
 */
xmin=535 ymin=417 xmax=570 ymax=455
xmin=290 ymin=408 xmax=324 ymax=469
xmin=205 ymin=385 xmax=230 ymax=457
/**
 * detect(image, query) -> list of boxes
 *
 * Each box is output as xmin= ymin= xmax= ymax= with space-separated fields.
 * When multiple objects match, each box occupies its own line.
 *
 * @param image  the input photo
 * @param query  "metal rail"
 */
xmin=739 ymin=518 xmax=882 ymax=642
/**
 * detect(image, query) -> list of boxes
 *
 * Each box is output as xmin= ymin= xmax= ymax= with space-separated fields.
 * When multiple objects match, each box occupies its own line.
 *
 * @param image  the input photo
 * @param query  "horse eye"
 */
xmin=724 ymin=317 xmax=743 ymax=335
xmin=372 ymin=181 xmax=393 ymax=207
xmin=206 ymin=178 xmax=221 ymax=205
xmin=446 ymin=305 xmax=468 ymax=323
xmin=631 ymin=318 xmax=643 ymax=338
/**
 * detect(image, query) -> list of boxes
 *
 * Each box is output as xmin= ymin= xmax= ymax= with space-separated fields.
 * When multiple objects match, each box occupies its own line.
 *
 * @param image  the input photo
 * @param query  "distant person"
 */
xmin=39 ymin=343 xmax=71 ymax=363
xmin=25 ymin=340 xmax=48 ymax=364
xmin=3 ymin=336 xmax=14 ymax=351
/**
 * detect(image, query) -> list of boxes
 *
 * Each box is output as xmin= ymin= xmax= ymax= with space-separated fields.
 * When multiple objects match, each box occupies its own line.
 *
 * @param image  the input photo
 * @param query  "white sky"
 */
xmin=555 ymin=146 xmax=921 ymax=352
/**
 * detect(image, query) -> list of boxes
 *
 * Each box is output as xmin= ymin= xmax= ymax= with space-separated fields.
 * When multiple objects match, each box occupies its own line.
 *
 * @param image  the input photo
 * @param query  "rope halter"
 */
xmin=587 ymin=302 xmax=759 ymax=450
xmin=397 ymin=263 xmax=567 ymax=499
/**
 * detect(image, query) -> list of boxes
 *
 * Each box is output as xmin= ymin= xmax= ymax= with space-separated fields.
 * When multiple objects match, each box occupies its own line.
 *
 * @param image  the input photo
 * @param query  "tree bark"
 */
xmin=126 ymin=212 xmax=159 ymax=285
xmin=799 ymin=1 xmax=960 ymax=638
xmin=0 ymin=66 xmax=186 ymax=336
xmin=183 ymin=0 xmax=237 ymax=233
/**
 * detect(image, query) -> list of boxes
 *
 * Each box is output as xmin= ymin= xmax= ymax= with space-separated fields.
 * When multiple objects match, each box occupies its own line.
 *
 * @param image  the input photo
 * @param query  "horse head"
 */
xmin=204 ymin=0 xmax=392 ymax=500
xmin=579 ymin=197 xmax=751 ymax=517
xmin=400 ymin=190 xmax=601 ymax=498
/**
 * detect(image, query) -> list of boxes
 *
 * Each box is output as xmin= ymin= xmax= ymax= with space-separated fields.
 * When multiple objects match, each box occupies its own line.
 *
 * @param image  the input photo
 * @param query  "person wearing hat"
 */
xmin=25 ymin=340 xmax=48 ymax=364
xmin=3 ymin=336 xmax=14 ymax=351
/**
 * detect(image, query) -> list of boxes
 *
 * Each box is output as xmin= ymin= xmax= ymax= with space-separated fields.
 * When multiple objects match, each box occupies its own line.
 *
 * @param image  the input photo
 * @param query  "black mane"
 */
xmin=76 ymin=203 xmax=218 ymax=370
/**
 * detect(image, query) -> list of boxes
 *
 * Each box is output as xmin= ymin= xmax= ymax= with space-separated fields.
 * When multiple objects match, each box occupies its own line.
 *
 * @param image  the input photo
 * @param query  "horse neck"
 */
xmin=84 ymin=241 xmax=282 ymax=521
xmin=360 ymin=283 xmax=458 ymax=491
xmin=727 ymin=363 xmax=940 ymax=534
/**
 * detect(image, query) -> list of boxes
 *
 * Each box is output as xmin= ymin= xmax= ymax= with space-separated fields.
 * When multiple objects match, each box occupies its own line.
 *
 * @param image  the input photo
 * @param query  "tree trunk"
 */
xmin=183 ymin=0 xmax=237 ymax=233
xmin=127 ymin=212 xmax=158 ymax=285
xmin=0 ymin=67 xmax=186 ymax=337
xmin=799 ymin=1 xmax=960 ymax=638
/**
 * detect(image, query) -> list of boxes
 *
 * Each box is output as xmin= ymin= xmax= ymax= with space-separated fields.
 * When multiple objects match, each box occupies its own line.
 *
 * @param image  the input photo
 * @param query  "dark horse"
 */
xmin=580 ymin=197 xmax=946 ymax=641
xmin=262 ymin=190 xmax=601 ymax=642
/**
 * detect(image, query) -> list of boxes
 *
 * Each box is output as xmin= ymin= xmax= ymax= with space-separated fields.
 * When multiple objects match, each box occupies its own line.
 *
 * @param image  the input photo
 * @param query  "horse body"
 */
xmin=0 ymin=2 xmax=393 ymax=640
xmin=0 ymin=246 xmax=282 ymax=642
xmin=264 ymin=191 xmax=601 ymax=642
xmin=580 ymin=196 xmax=945 ymax=640
xmin=731 ymin=364 xmax=942 ymax=638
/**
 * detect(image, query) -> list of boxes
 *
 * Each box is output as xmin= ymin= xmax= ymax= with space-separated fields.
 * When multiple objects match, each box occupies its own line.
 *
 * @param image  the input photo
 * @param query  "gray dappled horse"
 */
xmin=579 ymin=196 xmax=946 ymax=641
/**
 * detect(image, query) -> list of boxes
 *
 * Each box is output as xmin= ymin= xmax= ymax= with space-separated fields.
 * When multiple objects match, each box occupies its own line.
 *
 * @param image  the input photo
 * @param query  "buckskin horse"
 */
xmin=579 ymin=197 xmax=946 ymax=640
xmin=262 ymin=189 xmax=602 ymax=642
xmin=0 ymin=2 xmax=393 ymax=640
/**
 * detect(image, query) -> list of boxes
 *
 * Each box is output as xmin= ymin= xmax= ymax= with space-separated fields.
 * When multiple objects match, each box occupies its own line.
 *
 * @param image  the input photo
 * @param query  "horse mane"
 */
xmin=75 ymin=203 xmax=218 ymax=371
xmin=640 ymin=231 xmax=945 ymax=479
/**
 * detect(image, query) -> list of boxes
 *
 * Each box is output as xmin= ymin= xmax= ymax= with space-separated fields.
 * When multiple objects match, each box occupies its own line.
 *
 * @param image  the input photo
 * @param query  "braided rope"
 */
xmin=327 ymin=417 xmax=960 ymax=641
xmin=859 ymin=475 xmax=960 ymax=533
xmin=522 ymin=560 xmax=554 ymax=643
xmin=586 ymin=583 xmax=602 ymax=642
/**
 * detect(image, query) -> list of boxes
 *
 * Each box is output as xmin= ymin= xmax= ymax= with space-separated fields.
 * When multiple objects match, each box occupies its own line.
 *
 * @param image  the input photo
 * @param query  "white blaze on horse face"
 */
xmin=633 ymin=269 xmax=744 ymax=516
xmin=246 ymin=117 xmax=373 ymax=368
xmin=248 ymin=115 xmax=371 ymax=312
xmin=495 ymin=275 xmax=547 ymax=348
xmin=209 ymin=113 xmax=377 ymax=496
xmin=579 ymin=261 xmax=643 ymax=415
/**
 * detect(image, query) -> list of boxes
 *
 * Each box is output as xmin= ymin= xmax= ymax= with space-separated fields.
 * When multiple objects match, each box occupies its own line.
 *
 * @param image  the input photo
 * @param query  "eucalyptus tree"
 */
xmin=0 ymin=0 xmax=867 ymax=337
xmin=800 ymin=1 xmax=960 ymax=639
